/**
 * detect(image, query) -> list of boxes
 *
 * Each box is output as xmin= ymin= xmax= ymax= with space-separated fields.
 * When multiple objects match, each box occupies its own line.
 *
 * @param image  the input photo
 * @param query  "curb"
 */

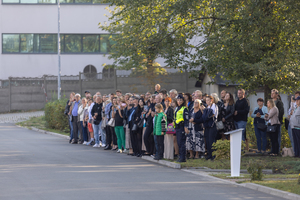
xmin=240 ymin=183 xmax=300 ymax=200
xmin=16 ymin=125 xmax=69 ymax=140
xmin=183 ymin=169 xmax=300 ymax=200
xmin=141 ymin=156 xmax=181 ymax=169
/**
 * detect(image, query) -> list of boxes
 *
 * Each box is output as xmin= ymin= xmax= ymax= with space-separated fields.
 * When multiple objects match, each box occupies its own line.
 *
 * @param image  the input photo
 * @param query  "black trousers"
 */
xmin=130 ymin=127 xmax=142 ymax=155
xmin=269 ymin=124 xmax=280 ymax=155
xmin=292 ymin=129 xmax=300 ymax=157
xmin=72 ymin=116 xmax=80 ymax=142
xmin=204 ymin=125 xmax=217 ymax=159
xmin=176 ymin=126 xmax=187 ymax=161
xmin=156 ymin=135 xmax=165 ymax=159
xmin=106 ymin=125 xmax=112 ymax=147
xmin=144 ymin=125 xmax=155 ymax=155
xmin=110 ymin=126 xmax=117 ymax=145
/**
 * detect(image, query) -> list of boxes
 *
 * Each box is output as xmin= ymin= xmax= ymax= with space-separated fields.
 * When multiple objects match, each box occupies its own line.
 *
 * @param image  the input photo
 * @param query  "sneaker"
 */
xmin=120 ymin=150 xmax=123 ymax=153
xmin=100 ymin=142 xmax=103 ymax=146
xmin=117 ymin=149 xmax=120 ymax=153
xmin=101 ymin=144 xmax=106 ymax=147
xmin=123 ymin=149 xmax=127 ymax=153
xmin=150 ymin=155 xmax=155 ymax=158
xmin=93 ymin=144 xmax=100 ymax=148
xmin=83 ymin=141 xmax=87 ymax=145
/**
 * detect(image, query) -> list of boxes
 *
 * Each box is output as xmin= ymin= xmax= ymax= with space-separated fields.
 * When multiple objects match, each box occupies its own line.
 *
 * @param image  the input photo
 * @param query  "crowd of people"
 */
xmin=64 ymin=85 xmax=300 ymax=162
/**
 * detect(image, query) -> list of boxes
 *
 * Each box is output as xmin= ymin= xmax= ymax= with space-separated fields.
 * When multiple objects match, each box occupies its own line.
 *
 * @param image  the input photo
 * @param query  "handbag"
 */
xmin=166 ymin=123 xmax=176 ymax=134
xmin=107 ymin=118 xmax=115 ymax=127
xmin=216 ymin=121 xmax=224 ymax=130
xmin=282 ymin=147 xmax=294 ymax=157
xmin=101 ymin=117 xmax=107 ymax=129
xmin=266 ymin=125 xmax=276 ymax=133
xmin=257 ymin=123 xmax=267 ymax=131
xmin=132 ymin=124 xmax=138 ymax=131
xmin=161 ymin=115 xmax=167 ymax=132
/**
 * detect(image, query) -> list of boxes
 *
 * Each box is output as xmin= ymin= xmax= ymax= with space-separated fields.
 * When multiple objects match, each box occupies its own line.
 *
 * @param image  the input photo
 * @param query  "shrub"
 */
xmin=247 ymin=159 xmax=265 ymax=181
xmin=212 ymin=140 xmax=231 ymax=160
xmin=44 ymin=98 xmax=69 ymax=132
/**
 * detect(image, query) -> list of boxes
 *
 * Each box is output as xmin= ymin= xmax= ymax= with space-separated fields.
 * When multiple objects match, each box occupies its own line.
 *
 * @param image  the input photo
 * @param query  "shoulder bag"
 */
xmin=161 ymin=115 xmax=167 ymax=132
xmin=107 ymin=118 xmax=115 ymax=127
xmin=266 ymin=125 xmax=276 ymax=133
xmin=257 ymin=123 xmax=267 ymax=131
xmin=216 ymin=121 xmax=224 ymax=130
xmin=166 ymin=123 xmax=176 ymax=134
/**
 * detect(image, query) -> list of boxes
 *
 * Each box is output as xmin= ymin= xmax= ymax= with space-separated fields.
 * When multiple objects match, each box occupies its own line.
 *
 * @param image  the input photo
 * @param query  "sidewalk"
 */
xmin=0 ymin=111 xmax=44 ymax=123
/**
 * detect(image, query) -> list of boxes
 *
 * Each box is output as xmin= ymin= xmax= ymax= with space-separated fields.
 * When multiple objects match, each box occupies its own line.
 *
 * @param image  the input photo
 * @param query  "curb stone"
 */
xmin=141 ymin=156 xmax=181 ymax=169
xmin=16 ymin=125 xmax=69 ymax=140
xmin=183 ymin=169 xmax=300 ymax=200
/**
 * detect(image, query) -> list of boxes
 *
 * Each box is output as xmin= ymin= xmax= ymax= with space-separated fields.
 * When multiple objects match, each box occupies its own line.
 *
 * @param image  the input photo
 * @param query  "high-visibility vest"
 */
xmin=175 ymin=106 xmax=187 ymax=125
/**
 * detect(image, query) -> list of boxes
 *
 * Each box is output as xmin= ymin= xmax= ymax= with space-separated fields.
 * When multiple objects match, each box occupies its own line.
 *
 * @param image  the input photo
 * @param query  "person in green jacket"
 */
xmin=153 ymin=103 xmax=167 ymax=160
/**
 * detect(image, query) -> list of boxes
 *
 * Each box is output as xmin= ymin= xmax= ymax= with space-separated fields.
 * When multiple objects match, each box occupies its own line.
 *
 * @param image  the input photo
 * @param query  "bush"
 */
xmin=212 ymin=140 xmax=245 ymax=160
xmin=44 ymin=98 xmax=69 ymax=132
xmin=247 ymin=159 xmax=265 ymax=181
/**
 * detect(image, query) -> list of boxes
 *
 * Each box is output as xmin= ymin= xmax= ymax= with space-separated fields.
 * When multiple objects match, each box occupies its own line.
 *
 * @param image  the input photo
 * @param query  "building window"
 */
xmin=2 ymin=34 xmax=115 ymax=54
xmin=2 ymin=0 xmax=106 ymax=4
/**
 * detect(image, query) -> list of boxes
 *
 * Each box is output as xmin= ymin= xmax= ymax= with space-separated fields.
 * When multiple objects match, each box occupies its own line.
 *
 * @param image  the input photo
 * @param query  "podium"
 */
xmin=224 ymin=128 xmax=244 ymax=177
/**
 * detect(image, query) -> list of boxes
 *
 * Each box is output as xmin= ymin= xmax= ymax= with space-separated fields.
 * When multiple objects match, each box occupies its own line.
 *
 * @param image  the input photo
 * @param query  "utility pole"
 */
xmin=57 ymin=0 xmax=61 ymax=99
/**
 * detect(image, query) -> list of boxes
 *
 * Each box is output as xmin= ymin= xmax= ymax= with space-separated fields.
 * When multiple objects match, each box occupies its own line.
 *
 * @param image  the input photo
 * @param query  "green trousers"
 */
xmin=115 ymin=126 xmax=125 ymax=150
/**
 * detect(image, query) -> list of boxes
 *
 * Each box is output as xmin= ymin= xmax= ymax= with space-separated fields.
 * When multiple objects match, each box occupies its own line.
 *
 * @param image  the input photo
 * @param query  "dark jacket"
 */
xmin=128 ymin=106 xmax=142 ymax=129
xmin=216 ymin=100 xmax=225 ymax=122
xmin=224 ymin=104 xmax=235 ymax=122
xmin=193 ymin=109 xmax=204 ymax=131
xmin=91 ymin=103 xmax=102 ymax=125
xmin=202 ymin=108 xmax=215 ymax=128
xmin=275 ymin=99 xmax=284 ymax=124
xmin=165 ymin=107 xmax=174 ymax=125
xmin=234 ymin=98 xmax=249 ymax=122
xmin=145 ymin=103 xmax=156 ymax=126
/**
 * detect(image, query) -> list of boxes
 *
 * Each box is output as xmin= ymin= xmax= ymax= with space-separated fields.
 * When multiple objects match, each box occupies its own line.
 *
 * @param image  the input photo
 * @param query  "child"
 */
xmin=153 ymin=103 xmax=167 ymax=160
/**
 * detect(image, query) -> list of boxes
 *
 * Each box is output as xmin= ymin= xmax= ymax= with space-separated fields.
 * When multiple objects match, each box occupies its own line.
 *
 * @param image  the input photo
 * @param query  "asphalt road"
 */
xmin=0 ymin=124 xmax=283 ymax=200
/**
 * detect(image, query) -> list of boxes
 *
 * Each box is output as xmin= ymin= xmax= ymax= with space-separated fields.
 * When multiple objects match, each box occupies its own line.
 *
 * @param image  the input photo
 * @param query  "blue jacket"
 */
xmin=202 ymin=108 xmax=216 ymax=128
xmin=193 ymin=109 xmax=204 ymax=131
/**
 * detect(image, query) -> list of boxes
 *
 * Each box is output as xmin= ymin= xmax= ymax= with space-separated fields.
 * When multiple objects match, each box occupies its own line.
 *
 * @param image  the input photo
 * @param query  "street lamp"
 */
xmin=57 ymin=0 xmax=61 ymax=99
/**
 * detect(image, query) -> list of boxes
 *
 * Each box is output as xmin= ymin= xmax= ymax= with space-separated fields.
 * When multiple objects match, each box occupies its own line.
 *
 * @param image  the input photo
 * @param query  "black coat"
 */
xmin=91 ymin=103 xmax=102 ymax=125
xmin=193 ymin=109 xmax=204 ymax=131
xmin=165 ymin=107 xmax=174 ymax=125
xmin=224 ymin=104 xmax=235 ymax=122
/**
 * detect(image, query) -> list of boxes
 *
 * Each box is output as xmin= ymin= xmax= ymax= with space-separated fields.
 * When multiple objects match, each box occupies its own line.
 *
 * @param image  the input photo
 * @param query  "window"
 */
xmin=20 ymin=34 xmax=34 ymax=53
xmin=2 ymin=34 xmax=115 ymax=54
xmin=2 ymin=34 xmax=20 ymax=53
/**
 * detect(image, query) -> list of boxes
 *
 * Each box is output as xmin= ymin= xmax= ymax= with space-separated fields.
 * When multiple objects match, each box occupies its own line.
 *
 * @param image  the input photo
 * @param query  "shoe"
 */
xmin=100 ymin=142 xmax=103 ymax=146
xmin=93 ymin=144 xmax=100 ymax=148
xmin=104 ymin=146 xmax=112 ymax=150
xmin=101 ymin=144 xmax=106 ymax=147
xmin=123 ymin=149 xmax=127 ymax=153
xmin=69 ymin=139 xmax=72 ymax=143
xmin=256 ymin=151 xmax=262 ymax=154
xmin=154 ymin=156 xmax=160 ymax=160
xmin=112 ymin=147 xmax=117 ymax=151
xmin=177 ymin=159 xmax=186 ymax=163
xmin=117 ymin=149 xmax=120 ymax=153
xmin=71 ymin=141 xmax=78 ymax=144
xmin=150 ymin=155 xmax=155 ymax=158
xmin=83 ymin=141 xmax=87 ymax=145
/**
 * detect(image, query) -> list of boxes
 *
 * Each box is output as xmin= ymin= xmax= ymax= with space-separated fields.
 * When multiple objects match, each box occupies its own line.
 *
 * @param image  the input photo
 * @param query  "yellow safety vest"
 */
xmin=175 ymin=106 xmax=187 ymax=125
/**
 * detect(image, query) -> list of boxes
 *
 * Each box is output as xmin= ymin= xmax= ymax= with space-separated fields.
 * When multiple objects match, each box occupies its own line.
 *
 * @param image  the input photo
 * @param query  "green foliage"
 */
xmin=247 ymin=159 xmax=265 ymax=181
xmin=44 ymin=98 xmax=69 ymax=132
xmin=298 ymin=174 xmax=300 ymax=185
xmin=212 ymin=140 xmax=231 ymax=160
xmin=100 ymin=0 xmax=300 ymax=95
xmin=212 ymin=140 xmax=245 ymax=160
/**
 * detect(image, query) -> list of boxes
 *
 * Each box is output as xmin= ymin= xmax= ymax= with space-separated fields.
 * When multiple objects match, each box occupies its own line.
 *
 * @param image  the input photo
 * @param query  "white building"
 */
xmin=0 ymin=0 xmax=114 ymax=79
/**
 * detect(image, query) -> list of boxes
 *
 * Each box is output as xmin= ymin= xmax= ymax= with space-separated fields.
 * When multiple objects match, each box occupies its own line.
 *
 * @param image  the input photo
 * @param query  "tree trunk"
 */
xmin=146 ymin=56 xmax=156 ymax=92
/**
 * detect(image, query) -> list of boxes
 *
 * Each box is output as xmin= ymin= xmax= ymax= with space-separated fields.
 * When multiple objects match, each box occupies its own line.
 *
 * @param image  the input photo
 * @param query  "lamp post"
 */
xmin=57 ymin=0 xmax=61 ymax=99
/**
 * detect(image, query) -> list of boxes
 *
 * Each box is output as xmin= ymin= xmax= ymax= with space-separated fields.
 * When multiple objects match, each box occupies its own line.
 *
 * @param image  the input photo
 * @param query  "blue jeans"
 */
xmin=69 ymin=116 xmax=73 ymax=141
xmin=154 ymin=135 xmax=158 ymax=156
xmin=100 ymin=120 xmax=106 ymax=146
xmin=254 ymin=124 xmax=267 ymax=151
xmin=288 ymin=125 xmax=294 ymax=152
xmin=93 ymin=123 xmax=101 ymax=145
xmin=234 ymin=121 xmax=247 ymax=141
xmin=80 ymin=121 xmax=88 ymax=142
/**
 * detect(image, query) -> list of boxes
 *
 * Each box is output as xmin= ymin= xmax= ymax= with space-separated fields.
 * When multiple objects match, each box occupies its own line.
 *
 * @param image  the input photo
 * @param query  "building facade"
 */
xmin=0 ymin=0 xmax=115 ymax=79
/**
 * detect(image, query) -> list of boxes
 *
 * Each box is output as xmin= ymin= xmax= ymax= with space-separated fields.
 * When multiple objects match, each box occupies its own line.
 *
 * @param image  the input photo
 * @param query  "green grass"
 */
xmin=253 ymin=180 xmax=300 ymax=195
xmin=211 ymin=173 xmax=299 ymax=180
xmin=168 ymin=156 xmax=300 ymax=174
xmin=16 ymin=116 xmax=69 ymax=136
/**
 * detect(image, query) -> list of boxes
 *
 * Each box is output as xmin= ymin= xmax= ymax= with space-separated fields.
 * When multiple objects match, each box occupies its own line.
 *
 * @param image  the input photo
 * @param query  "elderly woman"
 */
xmin=289 ymin=96 xmax=300 ymax=158
xmin=265 ymin=99 xmax=280 ymax=156
xmin=186 ymin=99 xmax=205 ymax=159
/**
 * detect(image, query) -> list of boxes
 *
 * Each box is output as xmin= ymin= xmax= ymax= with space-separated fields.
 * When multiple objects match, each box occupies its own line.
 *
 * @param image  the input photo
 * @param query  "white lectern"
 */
xmin=224 ymin=128 xmax=244 ymax=177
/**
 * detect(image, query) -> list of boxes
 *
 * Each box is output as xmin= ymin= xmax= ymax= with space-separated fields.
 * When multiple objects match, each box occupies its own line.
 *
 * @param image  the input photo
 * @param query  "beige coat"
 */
xmin=265 ymin=106 xmax=280 ymax=125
